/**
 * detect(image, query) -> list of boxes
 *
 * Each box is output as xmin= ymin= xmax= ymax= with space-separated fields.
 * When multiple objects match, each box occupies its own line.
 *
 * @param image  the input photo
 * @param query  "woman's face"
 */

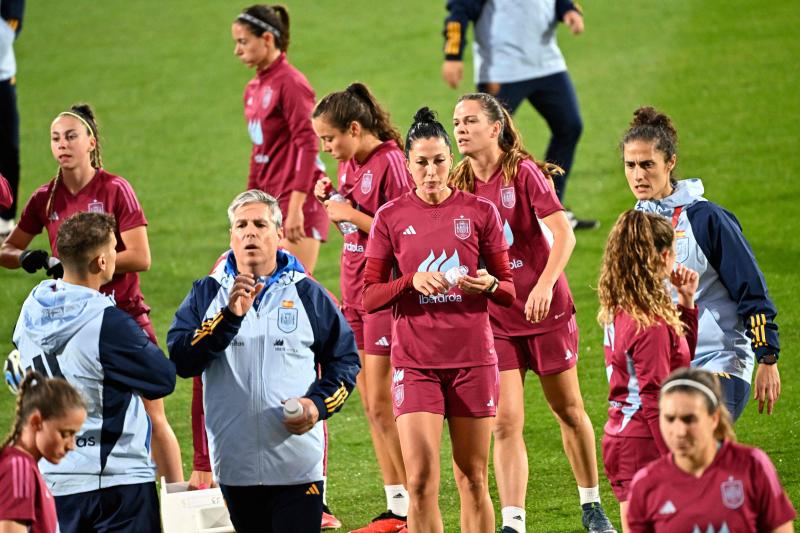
xmin=50 ymin=115 xmax=95 ymax=171
xmin=231 ymin=23 xmax=271 ymax=69
xmin=407 ymin=136 xmax=453 ymax=204
xmin=452 ymin=99 xmax=501 ymax=157
xmin=34 ymin=407 xmax=86 ymax=464
xmin=312 ymin=116 xmax=358 ymax=162
xmin=623 ymin=139 xmax=676 ymax=201
xmin=659 ymin=391 xmax=719 ymax=462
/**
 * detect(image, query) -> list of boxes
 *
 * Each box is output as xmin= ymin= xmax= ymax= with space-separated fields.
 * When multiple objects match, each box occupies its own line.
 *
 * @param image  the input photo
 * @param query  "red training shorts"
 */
xmin=601 ymin=434 xmax=661 ymax=502
xmin=341 ymin=305 xmax=391 ymax=355
xmin=391 ymin=365 xmax=499 ymax=419
xmin=494 ymin=314 xmax=579 ymax=375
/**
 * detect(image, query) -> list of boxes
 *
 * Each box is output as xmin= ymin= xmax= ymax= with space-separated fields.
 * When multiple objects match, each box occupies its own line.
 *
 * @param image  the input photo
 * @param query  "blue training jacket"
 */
xmin=636 ymin=179 xmax=780 ymax=382
xmin=167 ymin=250 xmax=360 ymax=486
xmin=13 ymin=280 xmax=176 ymax=496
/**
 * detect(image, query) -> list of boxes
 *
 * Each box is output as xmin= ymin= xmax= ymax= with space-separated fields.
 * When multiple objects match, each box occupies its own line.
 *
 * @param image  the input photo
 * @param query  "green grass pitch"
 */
xmin=1 ymin=1 xmax=798 ymax=531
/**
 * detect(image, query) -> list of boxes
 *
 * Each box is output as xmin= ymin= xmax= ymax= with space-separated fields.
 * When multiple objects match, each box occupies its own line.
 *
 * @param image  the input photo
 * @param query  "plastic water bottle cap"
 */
xmin=283 ymin=398 xmax=303 ymax=419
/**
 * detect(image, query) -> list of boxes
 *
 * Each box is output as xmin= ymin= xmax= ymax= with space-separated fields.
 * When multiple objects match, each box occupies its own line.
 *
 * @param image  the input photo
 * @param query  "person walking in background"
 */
xmin=13 ymin=211 xmax=176 ymax=533
xmin=168 ymin=190 xmax=360 ymax=533
xmin=0 ymin=371 xmax=86 ymax=533
xmin=597 ymin=209 xmax=699 ymax=531
xmin=0 ymin=103 xmax=184 ymax=485
xmin=450 ymin=92 xmax=614 ymax=533
xmin=232 ymin=4 xmax=329 ymax=274
xmin=364 ymin=107 xmax=515 ymax=533
xmin=0 ymin=0 xmax=24 ymax=238
xmin=621 ymin=106 xmax=781 ymax=421
xmin=312 ymin=82 xmax=413 ymax=533
xmin=441 ymin=0 xmax=598 ymax=229
xmin=627 ymin=368 xmax=796 ymax=532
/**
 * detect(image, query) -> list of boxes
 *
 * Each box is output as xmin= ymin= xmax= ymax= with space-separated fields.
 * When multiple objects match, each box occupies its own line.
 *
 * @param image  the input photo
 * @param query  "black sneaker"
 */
xmin=581 ymin=502 xmax=617 ymax=533
xmin=499 ymin=527 xmax=520 ymax=533
xmin=566 ymin=211 xmax=600 ymax=230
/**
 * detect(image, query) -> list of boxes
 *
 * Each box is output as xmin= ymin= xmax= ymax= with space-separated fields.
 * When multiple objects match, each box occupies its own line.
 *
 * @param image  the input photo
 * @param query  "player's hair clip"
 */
xmin=237 ymin=13 xmax=281 ymax=38
xmin=661 ymin=378 xmax=718 ymax=407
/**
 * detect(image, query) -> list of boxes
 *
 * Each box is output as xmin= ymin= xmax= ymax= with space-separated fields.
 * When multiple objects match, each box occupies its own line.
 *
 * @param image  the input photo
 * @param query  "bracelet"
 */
xmin=485 ymin=277 xmax=499 ymax=294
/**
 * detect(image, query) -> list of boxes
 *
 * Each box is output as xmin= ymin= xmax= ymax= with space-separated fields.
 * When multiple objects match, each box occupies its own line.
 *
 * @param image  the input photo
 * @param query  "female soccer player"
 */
xmin=627 ymin=368 xmax=796 ymax=532
xmin=0 ymin=104 xmax=183 ymax=483
xmin=232 ymin=4 xmax=328 ymax=273
xmin=622 ymin=106 xmax=781 ymax=421
xmin=597 ymin=209 xmax=699 ymax=530
xmin=363 ymin=107 xmax=514 ymax=533
xmin=312 ymin=82 xmax=412 ymax=533
xmin=450 ymin=92 xmax=613 ymax=533
xmin=0 ymin=371 xmax=86 ymax=533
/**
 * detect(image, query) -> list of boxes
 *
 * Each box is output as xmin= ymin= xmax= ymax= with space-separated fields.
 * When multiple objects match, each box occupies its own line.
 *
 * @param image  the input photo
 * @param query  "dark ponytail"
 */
xmin=404 ymin=107 xmax=451 ymax=156
xmin=313 ymin=82 xmax=404 ymax=150
xmin=2 ymin=371 xmax=86 ymax=449
xmin=237 ymin=4 xmax=291 ymax=52
xmin=620 ymin=106 xmax=679 ymax=180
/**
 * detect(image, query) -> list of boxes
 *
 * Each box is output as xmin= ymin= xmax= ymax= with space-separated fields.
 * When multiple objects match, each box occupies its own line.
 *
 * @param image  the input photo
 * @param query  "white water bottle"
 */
xmin=328 ymin=193 xmax=358 ymax=235
xmin=283 ymin=398 xmax=304 ymax=420
xmin=444 ymin=265 xmax=469 ymax=289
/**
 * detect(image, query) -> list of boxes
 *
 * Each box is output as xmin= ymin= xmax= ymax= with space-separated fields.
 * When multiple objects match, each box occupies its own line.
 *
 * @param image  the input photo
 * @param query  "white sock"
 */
xmin=501 ymin=506 xmax=525 ymax=533
xmin=578 ymin=485 xmax=600 ymax=505
xmin=385 ymin=484 xmax=408 ymax=517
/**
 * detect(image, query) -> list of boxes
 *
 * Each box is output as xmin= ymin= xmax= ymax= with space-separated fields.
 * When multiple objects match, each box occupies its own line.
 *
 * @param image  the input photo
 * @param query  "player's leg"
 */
xmin=94 ymin=482 xmax=161 ymax=533
xmin=54 ymin=490 xmax=100 ymax=533
xmin=450 ymin=416 xmax=495 ymax=533
xmin=137 ymin=314 xmax=184 ymax=483
xmin=492 ymin=337 xmax=529 ymax=533
xmin=0 ymin=76 xmax=20 ymax=235
xmin=526 ymin=71 xmax=583 ymax=201
xmin=219 ymin=484 xmax=275 ymax=533
xmin=271 ymin=481 xmax=325 ymax=533
xmin=479 ymin=79 xmax=531 ymax=116
xmin=601 ymin=434 xmax=659 ymax=533
xmin=281 ymin=237 xmax=321 ymax=275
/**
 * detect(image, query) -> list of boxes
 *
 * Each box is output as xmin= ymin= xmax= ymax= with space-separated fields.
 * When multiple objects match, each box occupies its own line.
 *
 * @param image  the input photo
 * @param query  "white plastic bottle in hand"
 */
xmin=328 ymin=193 xmax=358 ymax=235
xmin=444 ymin=265 xmax=469 ymax=289
xmin=283 ymin=398 xmax=304 ymax=420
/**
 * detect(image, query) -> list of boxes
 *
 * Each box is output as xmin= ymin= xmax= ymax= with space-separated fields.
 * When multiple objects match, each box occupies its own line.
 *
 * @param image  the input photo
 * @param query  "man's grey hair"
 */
xmin=227 ymin=189 xmax=283 ymax=228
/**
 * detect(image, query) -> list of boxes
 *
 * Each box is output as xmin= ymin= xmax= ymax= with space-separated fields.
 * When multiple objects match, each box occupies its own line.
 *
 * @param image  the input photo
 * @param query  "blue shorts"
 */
xmin=55 ymin=482 xmax=159 ymax=533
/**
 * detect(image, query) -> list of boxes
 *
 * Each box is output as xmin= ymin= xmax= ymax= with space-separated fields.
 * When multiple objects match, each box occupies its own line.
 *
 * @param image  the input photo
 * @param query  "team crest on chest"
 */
xmin=453 ymin=216 xmax=472 ymax=240
xmin=360 ymin=171 xmax=373 ymax=194
xmin=277 ymin=300 xmax=298 ymax=333
xmin=720 ymin=476 xmax=744 ymax=509
xmin=87 ymin=201 xmax=105 ymax=213
xmin=500 ymin=187 xmax=516 ymax=208
xmin=261 ymin=87 xmax=273 ymax=109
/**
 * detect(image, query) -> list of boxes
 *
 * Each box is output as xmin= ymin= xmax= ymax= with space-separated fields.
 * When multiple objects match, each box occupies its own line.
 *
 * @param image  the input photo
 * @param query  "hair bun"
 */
xmin=631 ymin=106 xmax=674 ymax=132
xmin=412 ymin=107 xmax=437 ymax=124
xmin=70 ymin=103 xmax=96 ymax=122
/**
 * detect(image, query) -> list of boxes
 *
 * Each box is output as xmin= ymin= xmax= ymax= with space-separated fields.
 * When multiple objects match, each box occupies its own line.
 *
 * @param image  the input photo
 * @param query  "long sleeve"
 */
xmin=191 ymin=376 xmax=211 ymax=471
xmin=482 ymin=249 xmax=515 ymax=307
xmin=167 ymin=280 xmax=243 ymax=378
xmin=630 ymin=325 xmax=673 ymax=454
xmin=98 ymin=307 xmax=176 ymax=400
xmin=678 ymin=305 xmax=699 ymax=359
xmin=282 ymin=76 xmax=320 ymax=194
xmin=689 ymin=202 xmax=780 ymax=360
xmin=442 ymin=0 xmax=485 ymax=60
xmin=297 ymin=279 xmax=361 ymax=421
xmin=362 ymin=257 xmax=415 ymax=313
xmin=555 ymin=0 xmax=581 ymax=21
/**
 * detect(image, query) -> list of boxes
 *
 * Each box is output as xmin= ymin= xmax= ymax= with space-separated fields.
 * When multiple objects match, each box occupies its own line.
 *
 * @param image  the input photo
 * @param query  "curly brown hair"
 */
xmin=597 ymin=209 xmax=683 ymax=334
xmin=450 ymin=93 xmax=561 ymax=193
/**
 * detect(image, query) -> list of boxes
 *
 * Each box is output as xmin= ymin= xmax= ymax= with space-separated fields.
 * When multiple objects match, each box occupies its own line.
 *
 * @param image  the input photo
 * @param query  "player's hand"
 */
xmin=442 ymin=60 xmax=464 ymax=88
xmin=314 ymin=177 xmax=333 ymax=202
xmin=227 ymin=273 xmax=265 ymax=317
xmin=563 ymin=10 xmax=584 ymax=35
xmin=323 ymin=198 xmax=354 ymax=224
xmin=188 ymin=470 xmax=217 ymax=491
xmin=457 ymin=268 xmax=495 ymax=295
xmin=283 ymin=397 xmax=320 ymax=435
xmin=283 ymin=208 xmax=305 ymax=244
xmin=525 ymin=279 xmax=554 ymax=323
xmin=412 ymin=272 xmax=449 ymax=296
xmin=670 ymin=264 xmax=699 ymax=308
xmin=753 ymin=363 xmax=781 ymax=415
xmin=19 ymin=249 xmax=49 ymax=273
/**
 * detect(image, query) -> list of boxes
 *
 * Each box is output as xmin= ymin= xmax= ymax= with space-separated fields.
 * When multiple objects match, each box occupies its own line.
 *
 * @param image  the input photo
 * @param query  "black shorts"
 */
xmin=55 ymin=481 xmax=160 ymax=533
xmin=219 ymin=480 xmax=324 ymax=533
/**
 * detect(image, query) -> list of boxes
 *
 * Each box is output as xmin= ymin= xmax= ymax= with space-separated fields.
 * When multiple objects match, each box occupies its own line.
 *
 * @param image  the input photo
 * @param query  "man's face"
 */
xmin=230 ymin=202 xmax=282 ymax=274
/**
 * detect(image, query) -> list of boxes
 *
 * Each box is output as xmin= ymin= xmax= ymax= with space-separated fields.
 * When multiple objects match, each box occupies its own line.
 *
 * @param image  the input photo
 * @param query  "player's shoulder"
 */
xmin=374 ymin=192 xmax=412 ymax=218
xmin=28 ymin=180 xmax=53 ymax=201
xmin=630 ymin=454 xmax=671 ymax=491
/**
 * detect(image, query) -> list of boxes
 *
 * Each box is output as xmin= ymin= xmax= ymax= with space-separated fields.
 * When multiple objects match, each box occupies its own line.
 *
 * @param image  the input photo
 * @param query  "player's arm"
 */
xmin=99 ymin=307 xmax=176 ymax=399
xmin=115 ymin=226 xmax=151 ymax=273
xmin=556 ymin=0 xmax=584 ymax=35
xmin=0 ymin=520 xmax=27 ymax=533
xmin=167 ymin=279 xmax=243 ymax=377
xmin=0 ymin=460 xmax=35 ymax=533
xmin=296 ymin=280 xmax=361 ymax=424
xmin=0 ymin=226 xmax=36 ymax=269
xmin=441 ymin=0 xmax=484 ymax=88
xmin=690 ymin=204 xmax=781 ymax=413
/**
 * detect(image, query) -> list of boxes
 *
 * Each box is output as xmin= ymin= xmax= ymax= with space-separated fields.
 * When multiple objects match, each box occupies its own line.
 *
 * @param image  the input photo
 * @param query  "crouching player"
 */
xmin=12 ymin=212 xmax=177 ymax=532
xmin=168 ymin=190 xmax=360 ymax=533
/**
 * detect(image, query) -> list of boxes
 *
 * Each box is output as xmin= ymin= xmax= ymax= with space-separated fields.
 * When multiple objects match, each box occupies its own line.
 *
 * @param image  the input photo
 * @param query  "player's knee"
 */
xmin=552 ymin=403 xmax=585 ymax=429
xmin=406 ymin=470 xmax=437 ymax=500
xmin=454 ymin=466 xmax=487 ymax=495
xmin=369 ymin=402 xmax=395 ymax=433
xmin=492 ymin=412 xmax=523 ymax=440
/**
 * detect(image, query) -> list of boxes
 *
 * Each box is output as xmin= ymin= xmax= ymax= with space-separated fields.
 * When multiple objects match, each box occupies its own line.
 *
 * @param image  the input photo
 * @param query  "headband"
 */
xmin=661 ymin=379 xmax=718 ymax=407
xmin=57 ymin=112 xmax=95 ymax=138
xmin=237 ymin=13 xmax=282 ymax=38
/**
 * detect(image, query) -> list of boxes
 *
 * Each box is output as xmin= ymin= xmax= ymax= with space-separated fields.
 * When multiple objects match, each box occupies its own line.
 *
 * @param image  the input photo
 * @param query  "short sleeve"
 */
xmin=112 ymin=178 xmax=147 ymax=233
xmin=523 ymin=161 xmax=563 ymax=219
xmin=381 ymin=150 xmax=414 ymax=201
xmin=16 ymin=188 xmax=48 ymax=236
xmin=478 ymin=197 xmax=508 ymax=255
xmin=365 ymin=207 xmax=394 ymax=260
xmin=0 ymin=457 xmax=36 ymax=524
xmin=750 ymin=448 xmax=797 ymax=531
